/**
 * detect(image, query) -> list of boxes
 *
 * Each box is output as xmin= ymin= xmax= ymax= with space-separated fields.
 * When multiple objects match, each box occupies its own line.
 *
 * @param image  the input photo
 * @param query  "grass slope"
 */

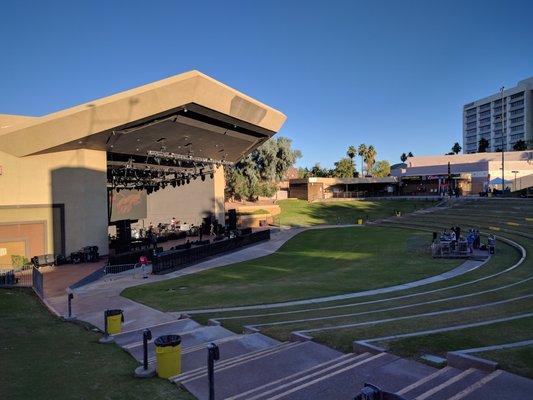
xmin=0 ymin=289 xmax=193 ymax=400
xmin=123 ymin=227 xmax=460 ymax=311
xmin=276 ymin=199 xmax=437 ymax=226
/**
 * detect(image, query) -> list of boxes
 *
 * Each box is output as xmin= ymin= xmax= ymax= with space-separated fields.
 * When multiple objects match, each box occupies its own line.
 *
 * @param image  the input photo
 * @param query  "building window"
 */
xmin=510 ymin=125 xmax=524 ymax=133
xmin=510 ymin=91 xmax=524 ymax=100
xmin=510 ymin=108 xmax=524 ymax=116
xmin=511 ymin=116 xmax=524 ymax=124
xmin=511 ymin=99 xmax=524 ymax=107
xmin=465 ymin=108 xmax=476 ymax=116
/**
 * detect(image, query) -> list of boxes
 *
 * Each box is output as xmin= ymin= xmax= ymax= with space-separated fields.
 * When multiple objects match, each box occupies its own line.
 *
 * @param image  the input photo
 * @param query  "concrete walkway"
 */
xmin=45 ymin=226 xmax=349 ymax=330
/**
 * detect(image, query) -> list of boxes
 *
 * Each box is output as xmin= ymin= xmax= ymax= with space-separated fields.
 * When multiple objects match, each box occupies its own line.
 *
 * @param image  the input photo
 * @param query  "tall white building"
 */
xmin=463 ymin=77 xmax=533 ymax=153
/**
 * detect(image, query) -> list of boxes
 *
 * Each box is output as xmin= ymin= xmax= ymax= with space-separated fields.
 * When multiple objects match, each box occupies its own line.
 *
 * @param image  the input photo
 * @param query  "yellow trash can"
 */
xmin=357 ymin=218 xmax=363 ymax=225
xmin=155 ymin=335 xmax=182 ymax=378
xmin=105 ymin=309 xmax=124 ymax=335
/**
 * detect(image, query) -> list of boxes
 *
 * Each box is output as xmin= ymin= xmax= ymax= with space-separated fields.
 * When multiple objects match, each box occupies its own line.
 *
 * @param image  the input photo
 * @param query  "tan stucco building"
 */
xmin=0 ymin=71 xmax=285 ymax=265
xmin=392 ymin=151 xmax=533 ymax=195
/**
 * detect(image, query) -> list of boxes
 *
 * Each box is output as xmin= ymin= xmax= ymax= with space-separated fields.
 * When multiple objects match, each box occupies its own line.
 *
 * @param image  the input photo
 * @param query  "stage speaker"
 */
xmin=116 ymin=220 xmax=132 ymax=251
xmin=227 ymin=209 xmax=237 ymax=231
xmin=202 ymin=215 xmax=213 ymax=235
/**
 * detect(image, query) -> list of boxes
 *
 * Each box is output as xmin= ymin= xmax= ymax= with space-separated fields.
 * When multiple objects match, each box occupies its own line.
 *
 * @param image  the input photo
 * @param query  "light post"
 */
xmin=512 ymin=170 xmax=519 ymax=192
xmin=500 ymin=87 xmax=505 ymax=191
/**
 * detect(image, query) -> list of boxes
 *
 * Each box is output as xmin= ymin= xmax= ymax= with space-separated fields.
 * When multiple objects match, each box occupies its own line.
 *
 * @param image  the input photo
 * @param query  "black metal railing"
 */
xmin=108 ymin=249 xmax=153 ymax=266
xmin=104 ymin=263 xmax=138 ymax=275
xmin=32 ymin=266 xmax=44 ymax=299
xmin=152 ymin=230 xmax=271 ymax=274
xmin=0 ymin=265 xmax=33 ymax=288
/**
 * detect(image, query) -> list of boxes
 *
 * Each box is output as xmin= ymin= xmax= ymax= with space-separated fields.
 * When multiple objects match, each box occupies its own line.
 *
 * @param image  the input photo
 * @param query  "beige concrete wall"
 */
xmin=137 ymin=166 xmax=225 ymax=228
xmin=0 ymin=149 xmax=108 ymax=255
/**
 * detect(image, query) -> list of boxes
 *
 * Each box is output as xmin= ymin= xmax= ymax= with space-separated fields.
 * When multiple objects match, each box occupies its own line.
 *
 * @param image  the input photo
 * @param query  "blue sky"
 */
xmin=1 ymin=0 xmax=532 ymax=168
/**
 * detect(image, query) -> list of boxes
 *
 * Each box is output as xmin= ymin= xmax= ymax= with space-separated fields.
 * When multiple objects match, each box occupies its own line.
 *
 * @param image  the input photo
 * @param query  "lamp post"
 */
xmin=500 ymin=87 xmax=505 ymax=191
xmin=512 ymin=170 xmax=519 ymax=192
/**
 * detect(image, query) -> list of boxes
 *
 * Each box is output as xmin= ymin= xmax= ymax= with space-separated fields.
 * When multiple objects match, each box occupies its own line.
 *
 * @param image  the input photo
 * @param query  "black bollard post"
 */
xmin=143 ymin=329 xmax=152 ymax=370
xmin=67 ymin=293 xmax=74 ymax=318
xmin=207 ymin=343 xmax=220 ymax=400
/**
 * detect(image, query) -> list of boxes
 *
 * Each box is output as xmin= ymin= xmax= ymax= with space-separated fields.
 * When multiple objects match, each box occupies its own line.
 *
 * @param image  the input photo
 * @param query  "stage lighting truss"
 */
xmin=107 ymin=162 xmax=217 ymax=193
xmin=147 ymin=150 xmax=234 ymax=167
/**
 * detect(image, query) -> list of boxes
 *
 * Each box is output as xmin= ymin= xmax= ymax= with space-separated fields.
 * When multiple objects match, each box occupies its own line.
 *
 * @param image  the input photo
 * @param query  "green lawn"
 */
xmin=123 ymin=227 xmax=460 ymax=311
xmin=476 ymin=346 xmax=533 ymax=379
xmin=379 ymin=317 xmax=533 ymax=378
xmin=276 ymin=199 xmax=437 ymax=226
xmin=0 ymin=289 xmax=193 ymax=400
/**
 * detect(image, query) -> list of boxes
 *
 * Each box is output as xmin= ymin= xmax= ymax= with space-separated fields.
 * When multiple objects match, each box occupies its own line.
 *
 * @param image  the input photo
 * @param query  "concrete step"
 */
xmin=453 ymin=370 xmax=533 ymax=400
xmin=260 ymin=352 xmax=401 ymax=400
xmin=171 ymin=333 xmax=280 ymax=375
xmin=229 ymin=353 xmax=372 ymax=400
xmin=411 ymin=368 xmax=487 ymax=400
xmin=112 ymin=318 xmax=201 ymax=347
xmin=396 ymin=366 xmax=465 ymax=398
xmin=349 ymin=357 xmax=437 ymax=395
xmin=228 ymin=353 xmax=370 ymax=400
xmin=170 ymin=342 xmax=300 ymax=383
xmin=181 ymin=341 xmax=343 ymax=400
xmin=126 ymin=325 xmax=236 ymax=363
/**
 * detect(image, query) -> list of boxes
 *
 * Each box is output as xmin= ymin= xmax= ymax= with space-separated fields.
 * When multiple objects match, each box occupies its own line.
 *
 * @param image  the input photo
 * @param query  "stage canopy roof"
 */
xmin=0 ymin=70 xmax=286 ymax=162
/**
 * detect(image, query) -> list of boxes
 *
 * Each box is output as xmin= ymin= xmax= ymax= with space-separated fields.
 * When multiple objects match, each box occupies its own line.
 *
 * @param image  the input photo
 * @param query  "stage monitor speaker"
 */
xmin=227 ymin=209 xmax=237 ymax=231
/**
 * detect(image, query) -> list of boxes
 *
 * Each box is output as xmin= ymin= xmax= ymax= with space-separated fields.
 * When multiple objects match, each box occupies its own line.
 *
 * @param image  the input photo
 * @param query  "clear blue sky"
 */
xmin=1 ymin=0 xmax=532 ymax=168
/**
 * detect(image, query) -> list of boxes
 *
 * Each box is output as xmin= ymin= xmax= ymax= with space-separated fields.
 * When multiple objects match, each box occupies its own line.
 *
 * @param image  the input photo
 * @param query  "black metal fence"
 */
xmin=104 ymin=263 xmax=138 ymax=275
xmin=108 ymin=249 xmax=153 ymax=266
xmin=32 ymin=266 xmax=44 ymax=298
xmin=152 ymin=230 xmax=271 ymax=274
xmin=0 ymin=265 xmax=34 ymax=288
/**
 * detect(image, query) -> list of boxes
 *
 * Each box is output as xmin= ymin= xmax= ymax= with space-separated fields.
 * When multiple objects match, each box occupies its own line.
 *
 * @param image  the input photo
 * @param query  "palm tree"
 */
xmin=407 ymin=151 xmax=414 ymax=157
xmin=347 ymin=145 xmax=357 ymax=161
xmin=366 ymin=145 xmax=377 ymax=176
xmin=358 ymin=144 xmax=367 ymax=175
xmin=400 ymin=153 xmax=407 ymax=162
xmin=347 ymin=145 xmax=357 ymax=177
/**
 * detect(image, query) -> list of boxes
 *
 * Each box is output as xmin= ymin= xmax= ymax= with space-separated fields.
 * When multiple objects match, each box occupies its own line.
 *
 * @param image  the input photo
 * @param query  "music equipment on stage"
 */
xmin=227 ymin=209 xmax=237 ymax=231
xmin=55 ymin=254 xmax=67 ymax=266
xmin=31 ymin=254 xmax=55 ymax=267
xmin=82 ymin=246 xmax=100 ymax=262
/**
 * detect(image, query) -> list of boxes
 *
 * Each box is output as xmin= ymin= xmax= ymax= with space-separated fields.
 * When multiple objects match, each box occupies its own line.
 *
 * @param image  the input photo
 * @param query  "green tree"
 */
xmin=310 ymin=163 xmax=332 ymax=177
xmin=365 ymin=145 xmax=377 ymax=175
xmin=478 ymin=138 xmax=489 ymax=153
xmin=225 ymin=137 xmax=301 ymax=201
xmin=358 ymin=144 xmax=367 ymax=175
xmin=333 ymin=157 xmax=355 ymax=178
xmin=297 ymin=167 xmax=310 ymax=179
xmin=513 ymin=139 xmax=527 ymax=151
xmin=400 ymin=153 xmax=407 ymax=162
xmin=371 ymin=160 xmax=391 ymax=177
xmin=452 ymin=142 xmax=462 ymax=154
